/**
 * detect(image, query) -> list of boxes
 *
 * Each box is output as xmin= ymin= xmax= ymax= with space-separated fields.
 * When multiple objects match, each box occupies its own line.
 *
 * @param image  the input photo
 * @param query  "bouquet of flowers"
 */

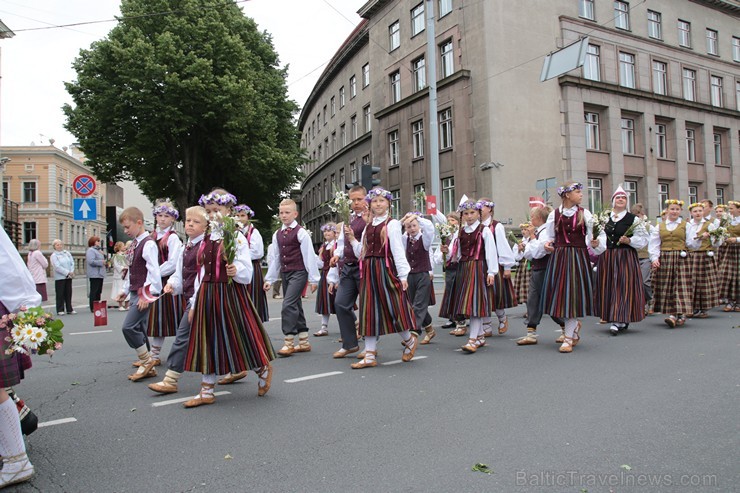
xmin=507 ymin=230 xmax=519 ymax=246
xmin=209 ymin=213 xmax=242 ymax=283
xmin=591 ymin=209 xmax=611 ymax=237
xmin=623 ymin=217 xmax=646 ymax=238
xmin=435 ymin=222 xmax=456 ymax=264
xmin=329 ymin=187 xmax=353 ymax=225
xmin=2 ymin=306 xmax=64 ymax=357
xmin=412 ymin=187 xmax=426 ymax=214
xmin=707 ymin=226 xmax=729 ymax=244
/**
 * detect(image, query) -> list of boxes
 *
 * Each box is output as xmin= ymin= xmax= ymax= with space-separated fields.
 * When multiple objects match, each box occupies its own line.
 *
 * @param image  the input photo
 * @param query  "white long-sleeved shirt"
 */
xmin=351 ymin=213 xmax=413 ymax=281
xmin=453 ymin=220 xmax=499 ymax=276
xmin=539 ymin=206 xmax=607 ymax=256
xmin=648 ymin=217 xmax=686 ymax=262
xmin=243 ymin=225 xmax=265 ymax=261
xmin=190 ymin=231 xmax=252 ymax=308
xmin=332 ymin=213 xmax=366 ymax=261
xmin=523 ymin=224 xmax=549 ymax=261
xmin=482 ymin=217 xmax=516 ymax=268
xmin=402 ymin=217 xmax=436 ymax=275
xmin=155 ymin=226 xmax=183 ymax=278
xmin=318 ymin=240 xmax=340 ymax=285
xmin=685 ymin=218 xmax=720 ymax=250
xmin=729 ymin=215 xmax=740 ymax=242
xmin=514 ymin=237 xmax=529 ymax=262
xmin=166 ymin=234 xmax=204 ymax=297
xmin=0 ymin=229 xmax=41 ymax=313
xmin=607 ymin=210 xmax=649 ymax=250
xmin=121 ymin=231 xmax=163 ymax=296
xmin=264 ymin=221 xmax=321 ymax=284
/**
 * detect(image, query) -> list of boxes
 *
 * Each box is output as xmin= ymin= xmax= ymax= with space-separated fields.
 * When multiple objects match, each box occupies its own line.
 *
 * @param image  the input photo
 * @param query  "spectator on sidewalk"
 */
xmin=86 ymin=236 xmax=106 ymax=312
xmin=50 ymin=239 xmax=76 ymax=315
xmin=26 ymin=239 xmax=49 ymax=301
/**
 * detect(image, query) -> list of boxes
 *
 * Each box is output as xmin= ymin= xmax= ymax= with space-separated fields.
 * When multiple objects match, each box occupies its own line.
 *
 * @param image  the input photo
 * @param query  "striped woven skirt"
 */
xmin=0 ymin=302 xmax=32 ymax=387
xmin=718 ymin=242 xmax=740 ymax=302
xmin=438 ymin=264 xmax=458 ymax=319
xmin=249 ymin=259 xmax=269 ymax=322
xmin=491 ymin=266 xmax=518 ymax=309
xmin=315 ymin=270 xmax=336 ymax=315
xmin=690 ymin=251 xmax=720 ymax=310
xmin=147 ymin=291 xmax=184 ymax=337
xmin=449 ymin=259 xmax=493 ymax=318
xmin=652 ymin=250 xmax=693 ymax=316
xmin=358 ymin=257 xmax=416 ymax=337
xmin=513 ymin=261 xmax=530 ymax=304
xmin=541 ymin=246 xmax=593 ymax=319
xmin=594 ymin=248 xmax=646 ymax=323
xmin=185 ymin=282 xmax=276 ymax=375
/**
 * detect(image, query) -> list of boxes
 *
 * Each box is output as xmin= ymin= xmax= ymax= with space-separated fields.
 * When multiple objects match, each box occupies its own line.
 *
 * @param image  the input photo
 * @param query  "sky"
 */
xmin=0 ymin=0 xmax=368 ymax=148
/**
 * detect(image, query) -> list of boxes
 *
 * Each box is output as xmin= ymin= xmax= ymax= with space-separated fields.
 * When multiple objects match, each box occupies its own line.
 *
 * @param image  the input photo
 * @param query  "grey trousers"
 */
xmin=527 ymin=269 xmax=564 ymax=329
xmin=166 ymin=305 xmax=191 ymax=373
xmin=334 ymin=264 xmax=360 ymax=350
xmin=281 ymin=270 xmax=309 ymax=336
xmin=638 ymin=258 xmax=653 ymax=302
xmin=407 ymin=271 xmax=432 ymax=331
xmin=121 ymin=291 xmax=150 ymax=349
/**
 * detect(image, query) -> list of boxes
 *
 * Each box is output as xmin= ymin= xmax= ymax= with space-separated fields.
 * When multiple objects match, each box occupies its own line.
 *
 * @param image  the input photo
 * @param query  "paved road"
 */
xmin=11 ymin=285 xmax=739 ymax=492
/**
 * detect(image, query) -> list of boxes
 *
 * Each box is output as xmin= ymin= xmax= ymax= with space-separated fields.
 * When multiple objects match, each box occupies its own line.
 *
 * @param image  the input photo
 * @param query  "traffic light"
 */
xmin=361 ymin=164 xmax=381 ymax=191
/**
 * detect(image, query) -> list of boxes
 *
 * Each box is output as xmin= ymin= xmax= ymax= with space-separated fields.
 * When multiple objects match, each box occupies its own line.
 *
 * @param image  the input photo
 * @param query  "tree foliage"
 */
xmin=64 ymin=0 xmax=304 ymax=235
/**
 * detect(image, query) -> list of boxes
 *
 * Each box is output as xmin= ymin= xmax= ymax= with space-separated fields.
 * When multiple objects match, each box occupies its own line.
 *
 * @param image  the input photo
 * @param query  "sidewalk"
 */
xmin=41 ymin=273 xmax=116 ymax=313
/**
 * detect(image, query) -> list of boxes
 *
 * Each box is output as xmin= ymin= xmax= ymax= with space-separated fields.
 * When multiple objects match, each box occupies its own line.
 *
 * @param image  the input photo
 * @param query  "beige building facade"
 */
xmin=299 ymin=0 xmax=739 ymax=230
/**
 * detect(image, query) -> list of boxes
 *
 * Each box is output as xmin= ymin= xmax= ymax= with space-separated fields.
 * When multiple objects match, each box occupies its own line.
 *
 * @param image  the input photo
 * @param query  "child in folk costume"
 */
xmin=686 ymin=203 xmax=721 ymax=318
xmin=139 ymin=201 xmax=183 ymax=368
xmin=110 ymin=241 xmax=128 ymax=311
xmin=234 ymin=204 xmax=269 ymax=323
xmin=594 ymin=186 xmax=648 ymax=336
xmin=402 ymin=213 xmax=436 ymax=344
xmin=314 ymin=223 xmax=338 ymax=337
xmin=719 ymin=201 xmax=740 ymax=312
xmin=434 ymin=212 xmax=466 ymax=333
xmin=648 ymin=200 xmax=693 ymax=328
xmin=350 ymin=187 xmax=420 ymax=369
xmin=446 ymin=200 xmax=498 ymax=353
xmin=540 ymin=182 xmax=606 ymax=353
xmin=116 ymin=207 xmax=162 ymax=381
xmin=264 ymin=199 xmax=320 ymax=356
xmin=630 ymin=203 xmax=654 ymax=316
xmin=512 ymin=222 xmax=533 ymax=306
xmin=478 ymin=199 xmax=517 ymax=336
xmin=182 ymin=190 xmax=275 ymax=408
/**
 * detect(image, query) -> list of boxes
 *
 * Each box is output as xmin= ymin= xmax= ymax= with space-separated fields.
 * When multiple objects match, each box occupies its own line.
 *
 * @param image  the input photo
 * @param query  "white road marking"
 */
xmin=69 ymin=330 xmax=113 ymax=335
xmin=381 ymin=355 xmax=428 ymax=366
xmin=284 ymin=371 xmax=343 ymax=383
xmin=151 ymin=391 xmax=232 ymax=407
xmin=38 ymin=417 xmax=77 ymax=428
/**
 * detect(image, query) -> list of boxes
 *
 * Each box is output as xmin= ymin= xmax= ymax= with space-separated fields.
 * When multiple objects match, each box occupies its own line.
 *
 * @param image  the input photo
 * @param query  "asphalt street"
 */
xmin=9 ymin=276 xmax=740 ymax=492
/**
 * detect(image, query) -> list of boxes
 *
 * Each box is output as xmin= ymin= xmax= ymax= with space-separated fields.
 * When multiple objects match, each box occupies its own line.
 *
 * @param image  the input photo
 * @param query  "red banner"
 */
xmin=93 ymin=301 xmax=108 ymax=327
xmin=426 ymin=195 xmax=437 ymax=215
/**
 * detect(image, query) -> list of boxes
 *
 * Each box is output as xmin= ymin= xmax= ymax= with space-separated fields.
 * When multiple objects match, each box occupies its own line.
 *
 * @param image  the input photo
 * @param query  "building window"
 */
xmin=439 ymin=0 xmax=452 ymax=17
xmin=339 ymin=86 xmax=345 ymax=108
xmin=658 ymin=183 xmax=669 ymax=212
xmin=390 ymin=71 xmax=401 ymax=104
xmin=587 ymin=178 xmax=602 ymax=211
xmin=361 ymin=155 xmax=370 ymax=168
xmin=350 ymin=161 xmax=357 ymax=182
xmin=619 ymin=52 xmax=635 ymax=88
xmin=411 ymin=3 xmax=425 ymax=37
xmin=22 ymin=182 xmax=36 ymax=203
xmin=340 ymin=124 xmax=346 ymax=147
xmin=439 ymin=108 xmax=453 ymax=150
xmin=656 ymin=123 xmax=667 ymax=159
xmin=710 ymin=76 xmax=723 ymax=107
xmin=389 ymin=21 xmax=400 ymax=51
xmin=614 ymin=1 xmax=630 ymax=30
xmin=2 ymin=181 xmax=8 ymax=201
xmin=350 ymin=115 xmax=357 ymax=141
xmin=339 ymin=168 xmax=345 ymax=186
xmin=391 ymin=190 xmax=401 ymax=219
xmin=682 ymin=68 xmax=696 ymax=101
xmin=58 ymin=222 xmax=64 ymax=243
xmin=733 ymin=37 xmax=740 ymax=62
xmin=686 ymin=128 xmax=696 ymax=162
xmin=713 ymin=133 xmax=722 ymax=165
xmin=583 ymin=44 xmax=600 ymax=81
xmin=621 ymin=118 xmax=635 ymax=154
xmin=413 ymin=57 xmax=426 ymax=92
xmin=322 ymin=106 xmax=327 ymax=126
xmin=678 ymin=20 xmax=691 ymax=48
xmin=688 ymin=185 xmax=698 ymax=205
xmin=579 ymin=0 xmax=595 ymax=20
xmin=362 ymin=64 xmax=370 ymax=88
xmin=737 ymin=81 xmax=740 ymax=111
xmin=331 ymin=131 xmax=336 ymax=154
xmin=647 ymin=10 xmax=662 ymax=39
xmin=317 ymin=113 xmax=321 ymax=133
xmin=23 ymin=222 xmax=36 ymax=244
xmin=363 ymin=105 xmax=371 ymax=134
xmin=349 ymin=76 xmax=357 ymax=99
xmin=624 ymin=180 xmax=638 ymax=207
xmin=330 ymin=96 xmax=335 ymax=116
xmin=652 ymin=60 xmax=667 ymax=95
xmin=441 ymin=177 xmax=455 ymax=214
xmin=389 ymin=130 xmax=400 ymax=167
xmin=317 ymin=144 xmax=322 ymax=162
xmin=412 ymin=120 xmax=424 ymax=159
xmin=716 ymin=187 xmax=725 ymax=206
xmin=585 ymin=112 xmax=600 ymax=150
xmin=706 ymin=29 xmax=718 ymax=55
xmin=440 ymin=40 xmax=454 ymax=78
xmin=58 ymin=183 xmax=64 ymax=204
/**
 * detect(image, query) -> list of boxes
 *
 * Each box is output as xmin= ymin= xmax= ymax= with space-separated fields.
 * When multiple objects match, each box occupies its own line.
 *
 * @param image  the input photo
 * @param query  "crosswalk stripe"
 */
xmin=38 ymin=417 xmax=77 ymax=428
xmin=284 ymin=371 xmax=343 ymax=383
xmin=151 ymin=391 xmax=232 ymax=407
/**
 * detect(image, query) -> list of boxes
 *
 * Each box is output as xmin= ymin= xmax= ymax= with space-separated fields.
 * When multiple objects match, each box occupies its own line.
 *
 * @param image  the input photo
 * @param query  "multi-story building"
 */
xmin=299 ymin=0 xmax=739 ymax=232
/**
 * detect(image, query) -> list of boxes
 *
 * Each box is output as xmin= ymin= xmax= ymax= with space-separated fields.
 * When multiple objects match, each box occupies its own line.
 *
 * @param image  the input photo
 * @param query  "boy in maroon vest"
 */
xmin=116 ymin=207 xmax=162 ymax=381
xmin=402 ymin=213 xmax=436 ymax=344
xmin=264 ymin=199 xmax=320 ymax=356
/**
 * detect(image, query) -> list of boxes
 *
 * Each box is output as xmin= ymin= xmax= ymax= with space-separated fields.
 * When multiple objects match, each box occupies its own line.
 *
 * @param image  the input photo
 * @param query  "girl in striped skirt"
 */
xmin=448 ymin=200 xmax=498 ymax=353
xmin=513 ymin=222 xmax=533 ymax=306
xmin=718 ymin=201 xmax=740 ymax=312
xmin=144 ymin=200 xmax=184 ymax=366
xmin=183 ymin=189 xmax=275 ymax=407
xmin=351 ymin=187 xmax=419 ymax=369
xmin=234 ymin=204 xmax=269 ymax=323
xmin=594 ymin=186 xmax=648 ymax=335
xmin=541 ymin=181 xmax=606 ymax=353
xmin=648 ymin=200 xmax=693 ymax=328
xmin=314 ymin=223 xmax=338 ymax=336
xmin=686 ymin=203 xmax=721 ymax=318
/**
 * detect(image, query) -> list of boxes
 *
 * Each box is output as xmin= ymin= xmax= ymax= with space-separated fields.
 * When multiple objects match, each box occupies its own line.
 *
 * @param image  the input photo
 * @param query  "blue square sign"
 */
xmin=73 ymin=198 xmax=97 ymax=221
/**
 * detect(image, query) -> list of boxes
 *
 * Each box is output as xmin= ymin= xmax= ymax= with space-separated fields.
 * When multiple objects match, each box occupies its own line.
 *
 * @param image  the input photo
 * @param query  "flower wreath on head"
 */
xmin=152 ymin=204 xmax=179 ymax=220
xmin=233 ymin=204 xmax=255 ymax=218
xmin=519 ymin=222 xmax=531 ymax=229
xmin=727 ymin=200 xmax=740 ymax=208
xmin=365 ymin=187 xmax=393 ymax=203
xmin=457 ymin=201 xmax=482 ymax=212
xmin=199 ymin=192 xmax=237 ymax=207
xmin=664 ymin=199 xmax=685 ymax=207
xmin=320 ymin=224 xmax=337 ymax=232
xmin=557 ymin=182 xmax=583 ymax=197
xmin=688 ymin=202 xmax=703 ymax=211
xmin=476 ymin=200 xmax=495 ymax=209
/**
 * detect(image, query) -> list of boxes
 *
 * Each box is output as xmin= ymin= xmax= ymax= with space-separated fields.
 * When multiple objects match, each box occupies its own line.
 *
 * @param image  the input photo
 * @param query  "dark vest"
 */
xmin=343 ymin=215 xmax=366 ymax=265
xmin=406 ymin=235 xmax=431 ymax=274
xmin=199 ymin=237 xmax=229 ymax=284
xmin=182 ymin=240 xmax=200 ymax=300
xmin=554 ymin=208 xmax=587 ymax=248
xmin=364 ymin=219 xmax=390 ymax=258
xmin=129 ymin=236 xmax=154 ymax=291
xmin=531 ymin=227 xmax=549 ymax=271
xmin=459 ymin=224 xmax=485 ymax=262
xmin=276 ymin=225 xmax=304 ymax=272
xmin=320 ymin=242 xmax=334 ymax=273
xmin=152 ymin=230 xmax=176 ymax=264
xmin=605 ymin=212 xmax=636 ymax=250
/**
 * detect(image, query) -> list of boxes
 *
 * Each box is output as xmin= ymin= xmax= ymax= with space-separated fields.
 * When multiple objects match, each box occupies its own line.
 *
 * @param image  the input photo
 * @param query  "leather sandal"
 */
xmin=461 ymin=338 xmax=478 ymax=353
xmin=450 ymin=326 xmax=468 ymax=337
xmin=555 ymin=328 xmax=565 ymax=344
xmin=148 ymin=380 xmax=178 ymax=394
xmin=132 ymin=358 xmax=161 ymax=368
xmin=664 ymin=316 xmax=677 ymax=328
xmin=256 ymin=365 xmax=273 ymax=397
xmin=559 ymin=337 xmax=574 ymax=353
xmin=277 ymin=345 xmax=295 ymax=357
xmin=498 ymin=318 xmax=509 ymax=334
xmin=218 ymin=371 xmax=248 ymax=385
xmin=183 ymin=384 xmax=216 ymax=408
xmin=723 ymin=304 xmax=733 ymax=312
xmin=333 ymin=346 xmax=360 ymax=358
xmin=572 ymin=321 xmax=582 ymax=346
xmin=516 ymin=333 xmax=538 ymax=345
xmin=476 ymin=336 xmax=486 ymax=348
xmin=313 ymin=327 xmax=329 ymax=337
xmin=401 ymin=333 xmax=419 ymax=362
xmin=0 ymin=453 xmax=34 ymax=488
xmin=676 ymin=317 xmax=685 ymax=327
xmin=420 ymin=326 xmax=436 ymax=344
xmin=351 ymin=350 xmax=378 ymax=369
xmin=293 ymin=342 xmax=311 ymax=353
xmin=129 ymin=358 xmax=158 ymax=381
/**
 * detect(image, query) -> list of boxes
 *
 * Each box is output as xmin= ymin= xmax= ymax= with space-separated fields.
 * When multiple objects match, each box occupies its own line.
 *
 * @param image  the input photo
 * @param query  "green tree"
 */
xmin=64 ymin=0 xmax=304 ymax=234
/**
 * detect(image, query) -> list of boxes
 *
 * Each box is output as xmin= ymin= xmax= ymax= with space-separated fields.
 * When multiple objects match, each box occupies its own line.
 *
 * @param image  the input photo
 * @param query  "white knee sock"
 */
xmin=321 ymin=315 xmax=330 ymax=326
xmin=0 ymin=398 xmax=26 ymax=459
xmin=150 ymin=337 xmax=165 ymax=358
xmin=564 ymin=318 xmax=579 ymax=338
xmin=364 ymin=336 xmax=378 ymax=353
xmin=482 ymin=316 xmax=492 ymax=325
xmin=469 ymin=318 xmax=482 ymax=339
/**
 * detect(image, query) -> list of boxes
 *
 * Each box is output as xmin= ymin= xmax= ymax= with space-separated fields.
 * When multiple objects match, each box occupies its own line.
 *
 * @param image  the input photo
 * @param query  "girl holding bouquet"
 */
xmin=314 ymin=223 xmax=338 ymax=336
xmin=233 ymin=204 xmax=269 ymax=323
xmin=513 ymin=222 xmax=533 ymax=306
xmin=719 ymin=201 xmax=740 ymax=312
xmin=686 ymin=203 xmax=721 ymax=318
